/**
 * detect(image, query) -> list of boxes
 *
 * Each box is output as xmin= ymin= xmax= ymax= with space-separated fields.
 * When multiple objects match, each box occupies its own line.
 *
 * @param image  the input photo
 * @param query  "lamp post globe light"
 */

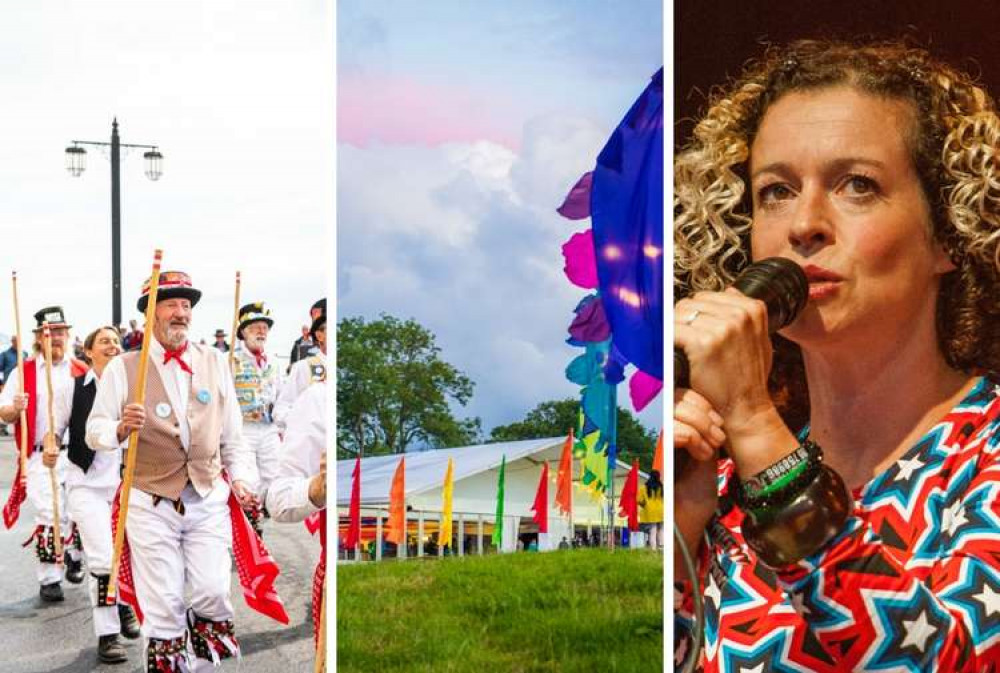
xmin=65 ymin=119 xmax=163 ymax=327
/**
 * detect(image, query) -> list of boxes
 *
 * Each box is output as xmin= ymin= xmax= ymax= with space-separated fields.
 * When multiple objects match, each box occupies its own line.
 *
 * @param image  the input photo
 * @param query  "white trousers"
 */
xmin=26 ymin=451 xmax=78 ymax=584
xmin=66 ymin=482 xmax=121 ymax=637
xmin=126 ymin=481 xmax=234 ymax=652
xmin=245 ymin=422 xmax=281 ymax=502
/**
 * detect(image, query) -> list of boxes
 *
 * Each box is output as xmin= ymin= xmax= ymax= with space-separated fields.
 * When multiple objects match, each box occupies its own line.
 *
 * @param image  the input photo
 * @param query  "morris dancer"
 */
xmin=59 ymin=326 xmax=141 ymax=664
xmin=231 ymin=301 xmax=282 ymax=535
xmin=273 ymin=299 xmax=325 ymax=431
xmin=267 ymin=380 xmax=326 ymax=657
xmin=87 ymin=271 xmax=284 ymax=671
xmin=0 ymin=307 xmax=86 ymax=602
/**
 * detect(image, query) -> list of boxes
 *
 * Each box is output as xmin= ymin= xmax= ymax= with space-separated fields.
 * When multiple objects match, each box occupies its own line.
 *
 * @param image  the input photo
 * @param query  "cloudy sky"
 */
xmin=0 ymin=1 xmax=330 ymax=362
xmin=337 ymin=1 xmax=664 ymax=434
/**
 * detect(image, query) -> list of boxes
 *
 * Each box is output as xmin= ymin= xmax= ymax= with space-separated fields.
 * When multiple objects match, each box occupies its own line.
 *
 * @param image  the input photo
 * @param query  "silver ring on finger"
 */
xmin=682 ymin=309 xmax=700 ymax=325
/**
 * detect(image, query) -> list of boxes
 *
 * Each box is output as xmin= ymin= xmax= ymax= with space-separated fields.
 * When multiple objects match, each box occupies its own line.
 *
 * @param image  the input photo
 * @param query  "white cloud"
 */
xmin=337 ymin=114 xmax=663 ymax=432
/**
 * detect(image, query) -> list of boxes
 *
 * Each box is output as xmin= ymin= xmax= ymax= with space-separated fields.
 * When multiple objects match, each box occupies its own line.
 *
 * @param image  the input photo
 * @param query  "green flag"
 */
xmin=492 ymin=454 xmax=506 ymax=548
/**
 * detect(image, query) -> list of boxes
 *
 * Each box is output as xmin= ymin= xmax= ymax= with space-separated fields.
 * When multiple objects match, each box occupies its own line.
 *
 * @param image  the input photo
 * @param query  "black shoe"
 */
xmin=64 ymin=553 xmax=84 ymax=584
xmin=118 ymin=604 xmax=141 ymax=640
xmin=39 ymin=582 xmax=64 ymax=602
xmin=97 ymin=634 xmax=128 ymax=664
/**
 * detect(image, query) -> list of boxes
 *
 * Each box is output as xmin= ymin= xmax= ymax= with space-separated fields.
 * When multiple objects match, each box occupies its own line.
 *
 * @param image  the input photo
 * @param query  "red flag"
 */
xmin=386 ymin=457 xmax=406 ymax=545
xmin=554 ymin=429 xmax=574 ymax=517
xmin=531 ymin=462 xmax=549 ymax=534
xmin=618 ymin=459 xmax=640 ymax=532
xmin=653 ymin=430 xmax=663 ymax=476
xmin=345 ymin=457 xmax=361 ymax=549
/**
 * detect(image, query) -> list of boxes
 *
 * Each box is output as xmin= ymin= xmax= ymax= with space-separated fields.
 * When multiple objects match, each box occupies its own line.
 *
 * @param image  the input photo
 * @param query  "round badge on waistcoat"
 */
xmin=197 ymin=388 xmax=212 ymax=404
xmin=155 ymin=402 xmax=172 ymax=419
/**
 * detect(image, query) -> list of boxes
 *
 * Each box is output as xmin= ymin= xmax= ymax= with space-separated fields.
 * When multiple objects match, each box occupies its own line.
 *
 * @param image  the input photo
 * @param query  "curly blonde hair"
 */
xmin=675 ymin=39 xmax=1000 ymax=426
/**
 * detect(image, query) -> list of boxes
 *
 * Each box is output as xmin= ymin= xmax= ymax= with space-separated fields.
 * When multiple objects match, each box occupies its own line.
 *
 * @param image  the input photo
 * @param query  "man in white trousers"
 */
xmin=0 ymin=306 xmax=87 ymax=603
xmin=87 ymin=271 xmax=258 ymax=672
xmin=231 ymin=301 xmax=282 ymax=535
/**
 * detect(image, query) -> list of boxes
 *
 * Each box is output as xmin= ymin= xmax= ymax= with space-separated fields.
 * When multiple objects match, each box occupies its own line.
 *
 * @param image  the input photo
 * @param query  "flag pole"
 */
xmin=108 ymin=249 xmax=163 ymax=599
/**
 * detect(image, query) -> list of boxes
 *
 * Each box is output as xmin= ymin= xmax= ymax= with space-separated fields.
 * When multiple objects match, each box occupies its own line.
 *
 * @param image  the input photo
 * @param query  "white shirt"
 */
xmin=267 ymin=382 xmax=325 ymax=523
xmin=0 ymin=355 xmax=74 ymax=444
xmin=86 ymin=339 xmax=258 ymax=491
xmin=273 ymin=355 xmax=324 ymax=431
xmin=58 ymin=369 xmax=122 ymax=490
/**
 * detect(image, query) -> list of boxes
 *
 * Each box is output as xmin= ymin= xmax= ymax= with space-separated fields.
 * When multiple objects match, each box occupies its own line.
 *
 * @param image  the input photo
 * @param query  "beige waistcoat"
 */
xmin=122 ymin=344 xmax=224 ymax=500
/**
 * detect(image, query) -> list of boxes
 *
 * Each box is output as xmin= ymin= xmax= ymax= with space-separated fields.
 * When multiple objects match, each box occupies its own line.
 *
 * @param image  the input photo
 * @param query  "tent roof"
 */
xmin=336 ymin=437 xmax=641 ymax=506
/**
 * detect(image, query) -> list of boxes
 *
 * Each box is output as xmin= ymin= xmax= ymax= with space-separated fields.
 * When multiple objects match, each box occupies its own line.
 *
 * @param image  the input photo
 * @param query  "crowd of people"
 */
xmin=0 ymin=271 xmax=328 ymax=671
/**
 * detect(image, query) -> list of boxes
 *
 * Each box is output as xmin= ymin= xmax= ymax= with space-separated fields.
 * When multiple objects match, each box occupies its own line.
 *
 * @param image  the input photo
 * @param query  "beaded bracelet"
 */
xmin=742 ymin=463 xmax=854 ymax=567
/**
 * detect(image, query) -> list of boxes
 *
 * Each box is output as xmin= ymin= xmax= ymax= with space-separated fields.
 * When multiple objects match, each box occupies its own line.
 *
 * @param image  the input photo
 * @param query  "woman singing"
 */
xmin=674 ymin=40 xmax=1000 ymax=670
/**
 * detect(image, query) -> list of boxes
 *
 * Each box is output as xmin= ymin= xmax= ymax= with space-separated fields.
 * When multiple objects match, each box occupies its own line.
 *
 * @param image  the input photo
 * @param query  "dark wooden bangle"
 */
xmin=742 ymin=464 xmax=853 ymax=568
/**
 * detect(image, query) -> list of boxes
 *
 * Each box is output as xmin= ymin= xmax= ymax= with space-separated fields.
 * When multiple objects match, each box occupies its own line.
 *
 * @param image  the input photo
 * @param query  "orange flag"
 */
xmin=386 ymin=456 xmax=406 ymax=546
xmin=345 ymin=457 xmax=361 ymax=549
xmin=555 ymin=429 xmax=574 ymax=517
xmin=653 ymin=430 xmax=663 ymax=475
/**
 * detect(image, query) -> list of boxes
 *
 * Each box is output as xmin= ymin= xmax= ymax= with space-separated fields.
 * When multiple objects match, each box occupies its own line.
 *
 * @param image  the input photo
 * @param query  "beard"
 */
xmin=161 ymin=322 xmax=188 ymax=349
xmin=244 ymin=333 xmax=267 ymax=352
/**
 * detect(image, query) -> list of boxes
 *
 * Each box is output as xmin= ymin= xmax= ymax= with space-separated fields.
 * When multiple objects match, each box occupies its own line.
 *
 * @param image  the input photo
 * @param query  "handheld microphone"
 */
xmin=674 ymin=257 xmax=808 ymax=388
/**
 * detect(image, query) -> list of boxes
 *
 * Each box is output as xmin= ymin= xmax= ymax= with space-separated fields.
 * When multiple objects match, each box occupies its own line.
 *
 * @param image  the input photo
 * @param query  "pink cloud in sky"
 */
xmin=338 ymin=72 xmax=522 ymax=150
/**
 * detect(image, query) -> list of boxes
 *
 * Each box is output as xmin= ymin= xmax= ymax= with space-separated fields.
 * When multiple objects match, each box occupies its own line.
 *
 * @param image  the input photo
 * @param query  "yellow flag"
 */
xmin=441 ymin=458 xmax=454 ymax=548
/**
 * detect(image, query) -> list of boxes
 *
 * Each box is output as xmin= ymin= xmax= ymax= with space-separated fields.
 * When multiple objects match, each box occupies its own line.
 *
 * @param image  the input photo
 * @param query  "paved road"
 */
xmin=0 ymin=436 xmax=319 ymax=672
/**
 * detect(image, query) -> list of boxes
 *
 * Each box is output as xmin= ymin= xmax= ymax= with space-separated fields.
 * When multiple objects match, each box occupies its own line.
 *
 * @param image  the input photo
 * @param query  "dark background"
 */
xmin=675 ymin=0 xmax=1000 ymax=145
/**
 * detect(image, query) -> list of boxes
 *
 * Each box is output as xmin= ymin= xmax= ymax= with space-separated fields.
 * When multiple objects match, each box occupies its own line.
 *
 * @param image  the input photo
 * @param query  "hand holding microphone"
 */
xmin=673 ymin=258 xmax=807 ymax=468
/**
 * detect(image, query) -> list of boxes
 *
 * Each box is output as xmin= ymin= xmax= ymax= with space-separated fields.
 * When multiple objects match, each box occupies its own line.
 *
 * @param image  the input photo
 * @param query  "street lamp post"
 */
xmin=65 ymin=118 xmax=163 ymax=327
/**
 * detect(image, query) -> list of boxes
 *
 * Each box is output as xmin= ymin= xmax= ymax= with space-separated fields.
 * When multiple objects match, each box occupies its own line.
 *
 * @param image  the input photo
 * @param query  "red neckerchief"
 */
xmin=250 ymin=349 xmax=266 ymax=370
xmin=162 ymin=342 xmax=193 ymax=375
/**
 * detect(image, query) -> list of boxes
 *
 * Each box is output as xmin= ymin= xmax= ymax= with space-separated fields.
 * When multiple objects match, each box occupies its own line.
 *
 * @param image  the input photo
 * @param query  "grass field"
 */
xmin=336 ymin=548 xmax=664 ymax=673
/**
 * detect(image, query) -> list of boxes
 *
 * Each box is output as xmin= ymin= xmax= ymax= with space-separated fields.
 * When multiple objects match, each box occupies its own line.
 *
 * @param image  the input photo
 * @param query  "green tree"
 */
xmin=337 ymin=315 xmax=481 ymax=458
xmin=490 ymin=398 xmax=657 ymax=471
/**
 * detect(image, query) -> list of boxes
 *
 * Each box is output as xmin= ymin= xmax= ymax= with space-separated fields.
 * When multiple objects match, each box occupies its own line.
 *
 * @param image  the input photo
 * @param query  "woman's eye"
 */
xmin=758 ymin=183 xmax=793 ymax=204
xmin=842 ymin=174 xmax=879 ymax=197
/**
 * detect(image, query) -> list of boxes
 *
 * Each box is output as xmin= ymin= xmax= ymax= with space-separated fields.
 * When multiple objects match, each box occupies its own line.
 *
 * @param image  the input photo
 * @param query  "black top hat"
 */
xmin=214 ymin=329 xmax=227 ymax=338
xmin=136 ymin=270 xmax=202 ymax=313
xmin=237 ymin=302 xmax=274 ymax=340
xmin=32 ymin=306 xmax=72 ymax=332
xmin=310 ymin=304 xmax=326 ymax=339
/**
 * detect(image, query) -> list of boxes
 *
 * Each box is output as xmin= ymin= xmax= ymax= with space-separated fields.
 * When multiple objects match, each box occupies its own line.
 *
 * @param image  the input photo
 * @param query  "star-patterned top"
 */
xmin=676 ymin=376 xmax=1000 ymax=672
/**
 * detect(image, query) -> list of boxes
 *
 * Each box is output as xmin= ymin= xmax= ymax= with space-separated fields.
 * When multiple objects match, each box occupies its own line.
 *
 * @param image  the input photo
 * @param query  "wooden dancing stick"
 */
xmin=314 ymin=572 xmax=327 ymax=673
xmin=40 ymin=323 xmax=64 ymax=562
xmin=108 ymin=249 xmax=163 ymax=599
xmin=11 ymin=272 xmax=27 ymax=486
xmin=228 ymin=270 xmax=241 ymax=373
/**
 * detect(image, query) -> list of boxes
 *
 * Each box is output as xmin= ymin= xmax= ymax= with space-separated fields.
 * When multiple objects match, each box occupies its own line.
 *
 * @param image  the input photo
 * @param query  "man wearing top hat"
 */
xmin=231 ymin=301 xmax=282 ymax=534
xmin=273 ymin=298 xmax=325 ymax=432
xmin=86 ymin=271 xmax=259 ymax=671
xmin=0 ymin=306 xmax=88 ymax=602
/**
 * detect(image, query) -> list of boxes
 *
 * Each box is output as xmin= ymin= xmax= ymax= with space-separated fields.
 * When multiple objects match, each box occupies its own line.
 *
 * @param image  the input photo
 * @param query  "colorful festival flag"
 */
xmin=345 ymin=457 xmax=361 ymax=549
xmin=653 ymin=430 xmax=663 ymax=476
xmin=441 ymin=457 xmax=454 ymax=548
xmin=492 ymin=455 xmax=506 ymax=548
xmin=555 ymin=430 xmax=574 ymax=517
xmin=618 ymin=459 xmax=640 ymax=532
xmin=531 ymin=462 xmax=549 ymax=534
xmin=386 ymin=457 xmax=406 ymax=546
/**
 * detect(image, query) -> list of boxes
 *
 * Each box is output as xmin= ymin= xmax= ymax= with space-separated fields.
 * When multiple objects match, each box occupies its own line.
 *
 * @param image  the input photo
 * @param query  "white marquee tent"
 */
xmin=336 ymin=437 xmax=646 ymax=560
